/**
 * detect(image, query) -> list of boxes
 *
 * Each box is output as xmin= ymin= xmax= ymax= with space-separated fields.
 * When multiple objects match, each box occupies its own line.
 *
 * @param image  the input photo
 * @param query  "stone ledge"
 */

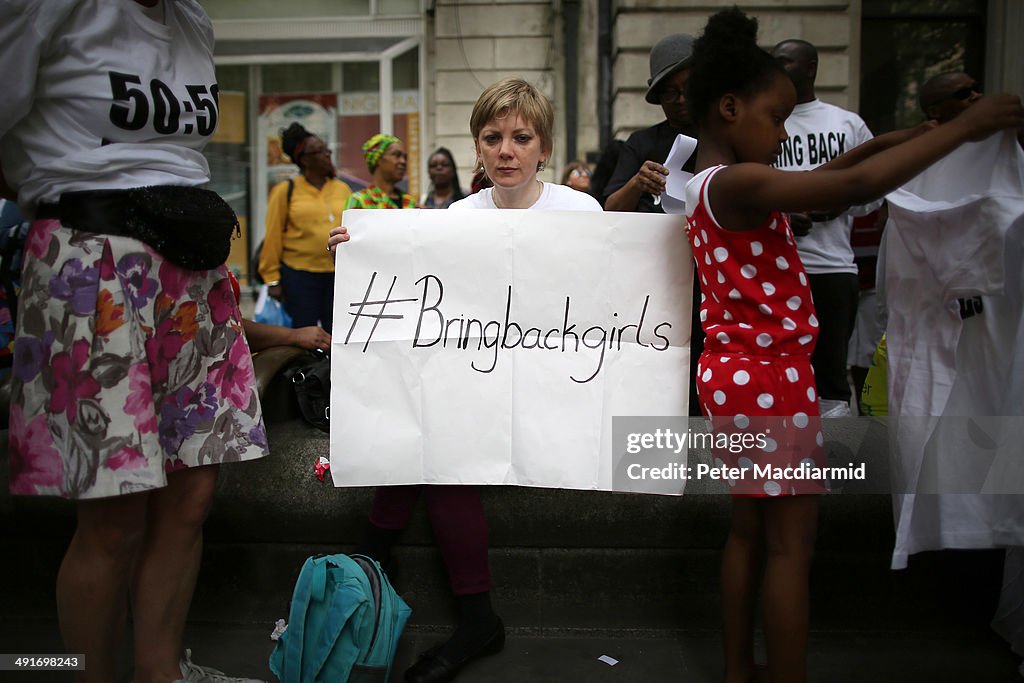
xmin=1 ymin=416 xmax=895 ymax=553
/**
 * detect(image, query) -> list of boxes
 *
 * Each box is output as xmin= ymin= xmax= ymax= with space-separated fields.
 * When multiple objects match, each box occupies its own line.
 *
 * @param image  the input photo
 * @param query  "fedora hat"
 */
xmin=645 ymin=33 xmax=695 ymax=104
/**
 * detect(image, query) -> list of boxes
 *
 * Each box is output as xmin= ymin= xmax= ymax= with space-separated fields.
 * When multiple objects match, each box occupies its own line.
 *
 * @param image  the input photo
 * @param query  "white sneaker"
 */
xmin=176 ymin=648 xmax=266 ymax=683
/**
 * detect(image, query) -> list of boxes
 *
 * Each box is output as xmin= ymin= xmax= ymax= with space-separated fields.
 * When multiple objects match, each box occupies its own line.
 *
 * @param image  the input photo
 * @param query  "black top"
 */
xmin=603 ymin=120 xmax=697 ymax=214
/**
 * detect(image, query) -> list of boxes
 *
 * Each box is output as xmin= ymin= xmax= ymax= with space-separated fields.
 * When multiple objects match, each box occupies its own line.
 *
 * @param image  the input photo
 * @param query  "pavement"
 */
xmin=2 ymin=533 xmax=1022 ymax=682
xmin=0 ymin=617 xmax=1021 ymax=682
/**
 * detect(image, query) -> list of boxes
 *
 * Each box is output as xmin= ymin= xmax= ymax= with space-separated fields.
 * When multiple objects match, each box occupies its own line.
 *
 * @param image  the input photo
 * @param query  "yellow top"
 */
xmin=258 ymin=175 xmax=352 ymax=282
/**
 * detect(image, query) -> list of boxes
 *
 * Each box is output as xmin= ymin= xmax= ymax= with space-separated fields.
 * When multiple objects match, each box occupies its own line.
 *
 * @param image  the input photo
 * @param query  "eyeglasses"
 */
xmin=949 ymin=83 xmax=982 ymax=101
xmin=657 ymin=87 xmax=686 ymax=104
xmin=570 ymin=169 xmax=591 ymax=178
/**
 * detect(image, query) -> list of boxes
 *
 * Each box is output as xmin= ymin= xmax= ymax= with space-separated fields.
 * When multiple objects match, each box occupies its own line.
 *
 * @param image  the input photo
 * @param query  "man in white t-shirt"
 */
xmin=772 ymin=39 xmax=881 ymax=417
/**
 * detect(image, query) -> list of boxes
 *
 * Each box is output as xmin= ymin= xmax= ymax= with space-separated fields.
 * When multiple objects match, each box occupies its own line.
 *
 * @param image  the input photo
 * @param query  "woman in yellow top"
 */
xmin=259 ymin=122 xmax=351 ymax=333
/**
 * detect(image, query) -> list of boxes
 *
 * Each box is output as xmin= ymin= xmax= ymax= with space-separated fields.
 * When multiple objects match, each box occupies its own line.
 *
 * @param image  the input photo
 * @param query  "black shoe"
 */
xmin=404 ymin=619 xmax=505 ymax=683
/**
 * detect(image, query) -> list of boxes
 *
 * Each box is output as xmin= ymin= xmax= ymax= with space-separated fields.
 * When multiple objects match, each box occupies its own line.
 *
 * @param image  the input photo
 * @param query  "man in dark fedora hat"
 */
xmin=603 ymin=33 xmax=703 ymax=417
xmin=603 ymin=33 xmax=696 ymax=213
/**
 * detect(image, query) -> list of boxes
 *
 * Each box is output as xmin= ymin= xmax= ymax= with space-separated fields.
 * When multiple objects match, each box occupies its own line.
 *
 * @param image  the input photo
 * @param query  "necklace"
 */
xmin=492 ymin=180 xmax=543 ymax=209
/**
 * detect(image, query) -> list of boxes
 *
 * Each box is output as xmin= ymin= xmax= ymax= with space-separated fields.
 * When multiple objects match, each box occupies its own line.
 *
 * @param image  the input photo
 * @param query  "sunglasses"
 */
xmin=570 ymin=168 xmax=591 ymax=178
xmin=949 ymin=83 xmax=982 ymax=101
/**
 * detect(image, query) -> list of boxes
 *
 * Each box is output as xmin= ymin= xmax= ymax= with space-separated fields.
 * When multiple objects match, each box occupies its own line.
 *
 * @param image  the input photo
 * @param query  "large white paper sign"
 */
xmin=330 ymin=209 xmax=693 ymax=490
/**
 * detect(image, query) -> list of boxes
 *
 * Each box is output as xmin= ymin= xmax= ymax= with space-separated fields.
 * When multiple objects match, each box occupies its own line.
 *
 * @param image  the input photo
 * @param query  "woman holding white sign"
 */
xmin=330 ymin=78 xmax=600 ymax=683
xmin=450 ymin=80 xmax=601 ymax=212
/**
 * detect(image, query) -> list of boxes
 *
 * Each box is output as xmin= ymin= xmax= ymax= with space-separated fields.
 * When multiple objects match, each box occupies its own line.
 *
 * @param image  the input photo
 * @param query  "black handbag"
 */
xmin=284 ymin=350 xmax=331 ymax=433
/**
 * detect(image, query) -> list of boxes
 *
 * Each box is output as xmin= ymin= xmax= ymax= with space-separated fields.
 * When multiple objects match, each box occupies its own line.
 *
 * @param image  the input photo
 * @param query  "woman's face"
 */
xmin=375 ymin=142 xmax=408 ymax=183
xmin=428 ymin=153 xmax=455 ymax=187
xmin=475 ymin=111 xmax=549 ymax=192
xmin=300 ymin=136 xmax=335 ymax=177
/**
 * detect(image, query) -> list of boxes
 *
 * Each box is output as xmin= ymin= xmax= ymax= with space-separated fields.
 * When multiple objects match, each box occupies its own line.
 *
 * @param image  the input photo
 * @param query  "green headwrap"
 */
xmin=362 ymin=133 xmax=402 ymax=173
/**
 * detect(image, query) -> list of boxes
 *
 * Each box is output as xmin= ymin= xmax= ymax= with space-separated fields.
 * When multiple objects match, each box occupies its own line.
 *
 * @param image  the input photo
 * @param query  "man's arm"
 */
xmin=603 ymin=133 xmax=656 ymax=212
xmin=605 ymin=159 xmax=669 ymax=212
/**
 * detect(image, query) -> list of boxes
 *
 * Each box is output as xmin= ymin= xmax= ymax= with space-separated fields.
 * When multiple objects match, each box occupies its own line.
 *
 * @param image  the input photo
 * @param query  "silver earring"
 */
xmin=476 ymin=161 xmax=485 ymax=174
xmin=537 ymin=159 xmax=546 ymax=172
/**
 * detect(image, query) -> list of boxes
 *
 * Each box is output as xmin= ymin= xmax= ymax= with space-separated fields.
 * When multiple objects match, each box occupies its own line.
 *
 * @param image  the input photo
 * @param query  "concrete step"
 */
xmin=0 ymin=531 xmax=989 ymax=638
xmin=0 ymin=417 xmax=981 ymax=633
xmin=1 ymin=418 xmax=895 ymax=550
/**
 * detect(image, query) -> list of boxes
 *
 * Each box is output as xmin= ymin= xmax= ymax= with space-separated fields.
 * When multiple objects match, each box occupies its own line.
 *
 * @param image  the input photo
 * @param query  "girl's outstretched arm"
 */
xmin=711 ymin=94 xmax=1024 ymax=231
xmin=817 ymin=120 xmax=937 ymax=173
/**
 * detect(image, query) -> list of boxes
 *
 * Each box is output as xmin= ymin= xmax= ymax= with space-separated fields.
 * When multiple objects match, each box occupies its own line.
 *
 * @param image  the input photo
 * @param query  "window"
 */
xmin=262 ymin=64 xmax=333 ymax=93
xmin=860 ymin=0 xmax=986 ymax=132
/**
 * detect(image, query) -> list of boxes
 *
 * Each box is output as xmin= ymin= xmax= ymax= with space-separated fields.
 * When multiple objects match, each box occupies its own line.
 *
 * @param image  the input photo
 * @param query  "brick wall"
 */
xmin=429 ymin=0 xmax=561 ymax=183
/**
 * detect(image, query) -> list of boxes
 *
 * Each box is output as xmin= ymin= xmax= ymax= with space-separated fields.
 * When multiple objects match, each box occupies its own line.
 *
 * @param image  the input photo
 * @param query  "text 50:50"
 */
xmin=108 ymin=71 xmax=219 ymax=136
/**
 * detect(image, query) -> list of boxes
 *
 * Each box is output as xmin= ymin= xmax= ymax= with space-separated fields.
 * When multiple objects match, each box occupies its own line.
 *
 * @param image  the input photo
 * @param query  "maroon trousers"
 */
xmin=368 ymin=485 xmax=492 ymax=595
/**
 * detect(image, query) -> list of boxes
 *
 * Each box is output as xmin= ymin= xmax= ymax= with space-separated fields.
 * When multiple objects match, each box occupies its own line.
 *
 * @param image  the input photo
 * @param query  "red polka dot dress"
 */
xmin=684 ymin=165 xmax=826 ymax=496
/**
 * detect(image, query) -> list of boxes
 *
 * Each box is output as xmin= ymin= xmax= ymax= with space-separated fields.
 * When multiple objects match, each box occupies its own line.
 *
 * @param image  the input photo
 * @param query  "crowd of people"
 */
xmin=2 ymin=1 xmax=1023 ymax=683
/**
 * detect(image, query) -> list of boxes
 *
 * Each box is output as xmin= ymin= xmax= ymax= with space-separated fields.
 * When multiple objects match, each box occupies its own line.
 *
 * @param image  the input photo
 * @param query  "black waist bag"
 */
xmin=39 ymin=186 xmax=240 ymax=271
xmin=284 ymin=351 xmax=331 ymax=433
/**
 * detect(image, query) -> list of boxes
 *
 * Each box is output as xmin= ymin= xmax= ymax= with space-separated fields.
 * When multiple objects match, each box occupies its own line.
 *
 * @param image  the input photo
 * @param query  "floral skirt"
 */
xmin=8 ymin=219 xmax=268 ymax=499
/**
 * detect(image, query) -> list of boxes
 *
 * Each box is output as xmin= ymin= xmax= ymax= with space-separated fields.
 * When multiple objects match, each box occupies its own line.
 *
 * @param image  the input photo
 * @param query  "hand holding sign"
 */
xmin=327 ymin=225 xmax=350 ymax=254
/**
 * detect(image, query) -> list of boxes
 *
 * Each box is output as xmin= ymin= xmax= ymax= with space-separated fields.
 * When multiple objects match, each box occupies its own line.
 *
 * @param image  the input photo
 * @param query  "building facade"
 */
xmin=200 ymin=0 xmax=1022 ymax=283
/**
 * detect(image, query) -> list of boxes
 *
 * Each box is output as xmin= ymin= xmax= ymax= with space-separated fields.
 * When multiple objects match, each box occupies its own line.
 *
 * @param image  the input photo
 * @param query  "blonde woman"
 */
xmin=331 ymin=78 xmax=601 ymax=683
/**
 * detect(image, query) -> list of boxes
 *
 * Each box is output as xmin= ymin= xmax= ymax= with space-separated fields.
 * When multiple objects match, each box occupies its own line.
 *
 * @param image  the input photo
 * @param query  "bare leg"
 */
xmin=57 ymin=492 xmax=150 ymax=683
xmin=722 ymin=498 xmax=764 ymax=683
xmin=761 ymin=495 xmax=819 ymax=683
xmin=131 ymin=465 xmax=220 ymax=683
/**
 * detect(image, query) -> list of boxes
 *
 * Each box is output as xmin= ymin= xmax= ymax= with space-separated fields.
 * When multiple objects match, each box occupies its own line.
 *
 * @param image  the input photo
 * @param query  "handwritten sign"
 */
xmin=330 ymin=209 xmax=693 ymax=490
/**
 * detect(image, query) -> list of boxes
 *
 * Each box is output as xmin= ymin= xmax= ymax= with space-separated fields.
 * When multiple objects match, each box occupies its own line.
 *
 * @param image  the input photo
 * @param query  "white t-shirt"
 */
xmin=774 ymin=99 xmax=880 ymax=274
xmin=883 ymin=130 xmax=1024 ymax=569
xmin=451 ymin=182 xmax=603 ymax=212
xmin=0 ymin=0 xmax=218 ymax=210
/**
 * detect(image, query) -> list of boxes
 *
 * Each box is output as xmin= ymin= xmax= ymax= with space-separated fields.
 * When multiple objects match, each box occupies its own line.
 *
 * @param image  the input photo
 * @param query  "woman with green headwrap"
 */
xmin=345 ymin=134 xmax=417 ymax=210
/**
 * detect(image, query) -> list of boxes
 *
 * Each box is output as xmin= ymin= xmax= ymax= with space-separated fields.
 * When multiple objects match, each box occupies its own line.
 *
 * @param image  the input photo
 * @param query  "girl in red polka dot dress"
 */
xmin=684 ymin=9 xmax=1024 ymax=683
